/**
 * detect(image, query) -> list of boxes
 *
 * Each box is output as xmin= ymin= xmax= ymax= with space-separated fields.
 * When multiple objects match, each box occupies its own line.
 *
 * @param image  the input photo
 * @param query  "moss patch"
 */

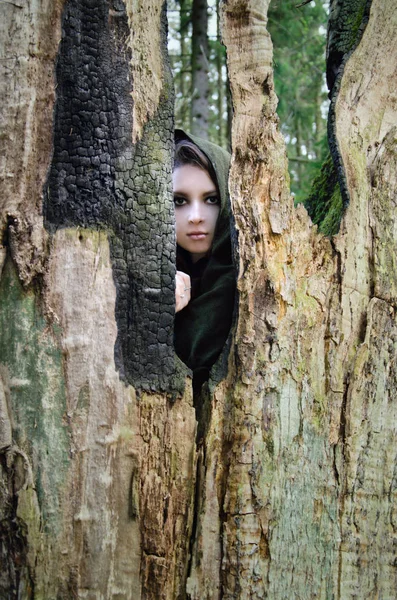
xmin=303 ymin=152 xmax=343 ymax=237
xmin=0 ymin=258 xmax=70 ymax=535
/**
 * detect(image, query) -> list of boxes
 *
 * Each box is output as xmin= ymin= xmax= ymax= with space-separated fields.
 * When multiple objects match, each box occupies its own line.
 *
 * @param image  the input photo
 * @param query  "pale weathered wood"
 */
xmin=0 ymin=0 xmax=64 ymax=285
xmin=0 ymin=1 xmax=196 ymax=598
xmin=332 ymin=2 xmax=397 ymax=595
xmin=185 ymin=0 xmax=397 ymax=598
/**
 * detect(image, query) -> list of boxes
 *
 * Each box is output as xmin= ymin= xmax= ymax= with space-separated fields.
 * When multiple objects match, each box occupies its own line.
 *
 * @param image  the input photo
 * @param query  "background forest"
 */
xmin=168 ymin=0 xmax=329 ymax=204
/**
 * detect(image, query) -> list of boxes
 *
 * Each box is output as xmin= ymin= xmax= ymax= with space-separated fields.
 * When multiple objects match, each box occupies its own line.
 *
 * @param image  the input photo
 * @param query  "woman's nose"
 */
xmin=188 ymin=201 xmax=204 ymax=223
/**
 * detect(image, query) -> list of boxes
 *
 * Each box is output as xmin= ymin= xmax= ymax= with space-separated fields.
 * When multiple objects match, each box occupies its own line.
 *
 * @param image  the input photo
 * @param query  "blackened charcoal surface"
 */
xmin=326 ymin=0 xmax=373 ymax=211
xmin=46 ymin=0 xmax=131 ymax=227
xmin=45 ymin=0 xmax=183 ymax=394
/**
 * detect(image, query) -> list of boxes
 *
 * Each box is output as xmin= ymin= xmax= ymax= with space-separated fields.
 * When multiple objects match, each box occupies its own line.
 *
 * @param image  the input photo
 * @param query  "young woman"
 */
xmin=173 ymin=130 xmax=236 ymax=390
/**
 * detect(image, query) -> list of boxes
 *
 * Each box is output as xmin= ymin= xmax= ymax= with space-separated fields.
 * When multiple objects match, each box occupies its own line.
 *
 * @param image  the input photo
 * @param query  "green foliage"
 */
xmin=268 ymin=0 xmax=329 ymax=203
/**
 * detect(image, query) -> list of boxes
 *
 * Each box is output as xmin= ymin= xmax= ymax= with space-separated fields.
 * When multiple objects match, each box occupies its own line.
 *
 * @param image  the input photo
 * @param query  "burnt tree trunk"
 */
xmin=1 ymin=1 xmax=193 ymax=598
xmin=1 ymin=0 xmax=397 ymax=599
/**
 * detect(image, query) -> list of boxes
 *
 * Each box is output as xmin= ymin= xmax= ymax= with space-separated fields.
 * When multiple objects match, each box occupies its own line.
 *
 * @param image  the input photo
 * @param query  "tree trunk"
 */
xmin=189 ymin=0 xmax=396 ymax=597
xmin=190 ymin=0 xmax=209 ymax=138
xmin=1 ymin=0 xmax=397 ymax=599
xmin=1 ymin=1 xmax=194 ymax=598
xmin=215 ymin=0 xmax=224 ymax=147
xmin=179 ymin=0 xmax=191 ymax=131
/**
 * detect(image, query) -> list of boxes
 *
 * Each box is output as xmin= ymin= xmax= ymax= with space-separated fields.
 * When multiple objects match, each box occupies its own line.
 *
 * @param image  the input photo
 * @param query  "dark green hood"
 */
xmin=174 ymin=130 xmax=236 ymax=386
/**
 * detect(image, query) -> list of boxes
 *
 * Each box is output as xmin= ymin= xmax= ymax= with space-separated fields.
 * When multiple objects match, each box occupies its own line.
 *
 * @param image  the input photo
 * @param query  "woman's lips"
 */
xmin=188 ymin=232 xmax=207 ymax=240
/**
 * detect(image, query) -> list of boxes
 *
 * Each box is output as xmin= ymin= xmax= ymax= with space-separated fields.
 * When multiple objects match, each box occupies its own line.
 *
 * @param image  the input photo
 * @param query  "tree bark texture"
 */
xmin=1 ymin=0 xmax=397 ymax=599
xmin=186 ymin=0 xmax=397 ymax=597
xmin=1 ymin=1 xmax=195 ymax=598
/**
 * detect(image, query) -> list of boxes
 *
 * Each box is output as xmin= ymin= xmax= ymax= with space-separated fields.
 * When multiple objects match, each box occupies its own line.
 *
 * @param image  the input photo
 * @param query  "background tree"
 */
xmin=190 ymin=0 xmax=210 ymax=137
xmin=168 ymin=0 xmax=231 ymax=147
xmin=1 ymin=0 xmax=397 ymax=599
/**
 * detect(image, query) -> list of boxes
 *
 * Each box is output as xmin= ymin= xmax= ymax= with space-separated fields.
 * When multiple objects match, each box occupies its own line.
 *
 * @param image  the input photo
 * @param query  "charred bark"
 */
xmin=1 ymin=1 xmax=194 ymax=598
xmin=45 ymin=0 xmax=179 ymax=393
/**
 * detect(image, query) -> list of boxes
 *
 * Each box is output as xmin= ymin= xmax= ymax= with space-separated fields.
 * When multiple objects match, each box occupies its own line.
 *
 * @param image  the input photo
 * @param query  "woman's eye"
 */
xmin=174 ymin=196 xmax=186 ymax=206
xmin=206 ymin=195 xmax=219 ymax=205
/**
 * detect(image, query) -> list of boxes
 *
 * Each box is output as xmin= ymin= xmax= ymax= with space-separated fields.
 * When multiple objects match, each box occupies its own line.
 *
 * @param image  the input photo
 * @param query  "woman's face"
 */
xmin=173 ymin=164 xmax=220 ymax=263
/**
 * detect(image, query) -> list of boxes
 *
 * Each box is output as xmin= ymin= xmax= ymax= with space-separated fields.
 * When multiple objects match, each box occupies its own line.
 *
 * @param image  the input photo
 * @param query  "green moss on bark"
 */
xmin=303 ymin=152 xmax=343 ymax=237
xmin=329 ymin=0 xmax=369 ymax=56
xmin=0 ymin=258 xmax=70 ymax=535
xmin=327 ymin=0 xmax=372 ymax=92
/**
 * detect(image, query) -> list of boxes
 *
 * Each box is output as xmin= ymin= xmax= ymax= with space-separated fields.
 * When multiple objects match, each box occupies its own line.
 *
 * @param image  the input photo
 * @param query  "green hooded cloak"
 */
xmin=174 ymin=130 xmax=236 ymax=388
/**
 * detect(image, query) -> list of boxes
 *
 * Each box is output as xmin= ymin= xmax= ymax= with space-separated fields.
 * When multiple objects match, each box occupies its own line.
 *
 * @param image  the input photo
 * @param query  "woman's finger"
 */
xmin=175 ymin=271 xmax=191 ymax=312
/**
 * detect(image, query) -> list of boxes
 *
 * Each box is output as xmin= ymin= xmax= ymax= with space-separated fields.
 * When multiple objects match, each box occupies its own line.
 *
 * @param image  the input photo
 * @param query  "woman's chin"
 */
xmin=180 ymin=240 xmax=211 ymax=257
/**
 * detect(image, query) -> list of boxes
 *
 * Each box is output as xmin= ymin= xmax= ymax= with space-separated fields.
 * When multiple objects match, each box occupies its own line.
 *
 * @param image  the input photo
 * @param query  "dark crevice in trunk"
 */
xmin=327 ymin=0 xmax=374 ymax=211
xmin=0 ymin=454 xmax=33 ymax=600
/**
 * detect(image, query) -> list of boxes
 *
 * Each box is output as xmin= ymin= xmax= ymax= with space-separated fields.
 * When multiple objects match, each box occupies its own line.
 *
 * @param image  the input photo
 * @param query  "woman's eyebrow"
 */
xmin=173 ymin=187 xmax=218 ymax=196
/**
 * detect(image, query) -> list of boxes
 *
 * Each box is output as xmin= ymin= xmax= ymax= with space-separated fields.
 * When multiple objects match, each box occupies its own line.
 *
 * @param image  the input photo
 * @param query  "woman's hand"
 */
xmin=175 ymin=271 xmax=191 ymax=313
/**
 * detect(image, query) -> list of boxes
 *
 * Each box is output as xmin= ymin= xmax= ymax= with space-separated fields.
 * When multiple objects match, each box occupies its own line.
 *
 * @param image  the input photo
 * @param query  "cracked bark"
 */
xmin=187 ymin=0 xmax=397 ymax=598
xmin=1 ymin=0 xmax=397 ymax=598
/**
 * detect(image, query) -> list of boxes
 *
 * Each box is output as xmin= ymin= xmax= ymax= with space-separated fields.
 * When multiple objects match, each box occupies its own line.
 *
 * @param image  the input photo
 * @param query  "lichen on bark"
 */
xmin=0 ymin=259 xmax=70 ymax=597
